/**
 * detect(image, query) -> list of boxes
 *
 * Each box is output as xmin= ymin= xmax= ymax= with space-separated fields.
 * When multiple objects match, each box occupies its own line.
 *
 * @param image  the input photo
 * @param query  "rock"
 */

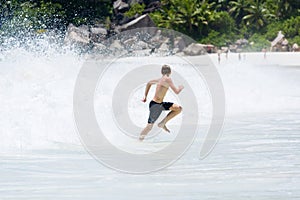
xmin=158 ymin=39 xmax=170 ymax=52
xmin=173 ymin=37 xmax=187 ymax=52
xmin=229 ymin=44 xmax=238 ymax=53
xmin=151 ymin=38 xmax=171 ymax=55
xmin=90 ymin=27 xmax=107 ymax=43
xmin=123 ymin=37 xmax=137 ymax=46
xmin=123 ymin=37 xmax=149 ymax=50
xmin=183 ymin=43 xmax=206 ymax=56
xmin=148 ymin=30 xmax=168 ymax=49
xmin=143 ymin=1 xmax=161 ymax=13
xmin=113 ymin=0 xmax=129 ymax=11
xmin=172 ymin=48 xmax=181 ymax=54
xmin=66 ymin=31 xmax=89 ymax=45
xmin=66 ymin=24 xmax=89 ymax=38
xmin=149 ymin=30 xmax=162 ymax=42
xmin=109 ymin=40 xmax=127 ymax=55
xmin=90 ymin=27 xmax=107 ymax=35
xmin=292 ymin=43 xmax=299 ymax=51
xmin=110 ymin=40 xmax=124 ymax=51
xmin=129 ymin=49 xmax=152 ymax=56
xmin=93 ymin=43 xmax=107 ymax=51
xmin=64 ymin=24 xmax=90 ymax=45
xmin=116 ymin=14 xmax=156 ymax=32
xmin=282 ymin=38 xmax=289 ymax=46
xmin=135 ymin=40 xmax=149 ymax=50
xmin=118 ymin=15 xmax=134 ymax=26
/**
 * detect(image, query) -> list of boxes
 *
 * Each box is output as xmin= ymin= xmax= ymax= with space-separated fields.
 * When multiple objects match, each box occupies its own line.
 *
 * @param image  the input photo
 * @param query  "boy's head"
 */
xmin=161 ymin=64 xmax=171 ymax=76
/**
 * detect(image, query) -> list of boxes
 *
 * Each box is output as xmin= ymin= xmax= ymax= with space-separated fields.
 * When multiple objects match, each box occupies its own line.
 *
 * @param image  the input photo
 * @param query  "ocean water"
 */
xmin=0 ymin=45 xmax=300 ymax=199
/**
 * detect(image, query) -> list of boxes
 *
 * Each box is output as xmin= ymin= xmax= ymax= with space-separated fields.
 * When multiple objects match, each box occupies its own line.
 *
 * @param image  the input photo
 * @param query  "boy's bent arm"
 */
xmin=142 ymin=79 xmax=158 ymax=102
xmin=167 ymin=78 xmax=184 ymax=94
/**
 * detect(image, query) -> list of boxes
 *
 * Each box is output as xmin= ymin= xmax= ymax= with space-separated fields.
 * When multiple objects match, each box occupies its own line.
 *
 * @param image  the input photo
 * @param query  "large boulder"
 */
xmin=90 ymin=27 xmax=107 ymax=35
xmin=109 ymin=40 xmax=127 ymax=55
xmin=64 ymin=24 xmax=90 ymax=46
xmin=123 ymin=37 xmax=149 ymax=50
xmin=92 ymin=43 xmax=107 ymax=52
xmin=183 ymin=43 xmax=206 ymax=56
xmin=113 ymin=0 xmax=129 ymax=12
xmin=116 ymin=14 xmax=156 ymax=32
xmin=90 ymin=27 xmax=108 ymax=43
xmin=174 ymin=37 xmax=188 ymax=52
xmin=158 ymin=38 xmax=170 ymax=52
xmin=110 ymin=40 xmax=124 ymax=50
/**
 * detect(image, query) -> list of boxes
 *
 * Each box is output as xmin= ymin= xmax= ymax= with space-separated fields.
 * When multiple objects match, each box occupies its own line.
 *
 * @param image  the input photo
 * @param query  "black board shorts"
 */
xmin=148 ymin=100 xmax=173 ymax=124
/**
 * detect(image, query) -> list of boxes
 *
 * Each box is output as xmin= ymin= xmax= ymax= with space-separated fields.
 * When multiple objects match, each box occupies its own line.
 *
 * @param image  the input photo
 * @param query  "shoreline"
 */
xmin=208 ymin=51 xmax=300 ymax=66
xmin=1 ymin=46 xmax=300 ymax=68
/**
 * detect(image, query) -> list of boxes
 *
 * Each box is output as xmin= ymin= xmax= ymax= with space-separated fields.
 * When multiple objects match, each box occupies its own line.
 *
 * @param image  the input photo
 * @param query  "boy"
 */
xmin=139 ymin=65 xmax=184 ymax=141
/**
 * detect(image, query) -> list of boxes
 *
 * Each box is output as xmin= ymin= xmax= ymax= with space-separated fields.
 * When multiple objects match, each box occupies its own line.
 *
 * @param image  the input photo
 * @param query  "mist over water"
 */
xmin=1 ymin=35 xmax=300 ymax=199
xmin=1 ymin=35 xmax=300 ymax=152
xmin=0 ymin=36 xmax=83 ymax=152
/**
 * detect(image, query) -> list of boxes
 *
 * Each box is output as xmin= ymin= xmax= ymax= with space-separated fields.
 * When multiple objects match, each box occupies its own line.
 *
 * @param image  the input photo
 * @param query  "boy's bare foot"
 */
xmin=158 ymin=121 xmax=170 ymax=133
xmin=139 ymin=135 xmax=145 ymax=141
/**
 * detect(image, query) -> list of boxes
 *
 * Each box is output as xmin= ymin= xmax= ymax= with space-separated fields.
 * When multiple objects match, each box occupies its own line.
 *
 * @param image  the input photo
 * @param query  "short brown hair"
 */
xmin=161 ymin=64 xmax=171 ymax=75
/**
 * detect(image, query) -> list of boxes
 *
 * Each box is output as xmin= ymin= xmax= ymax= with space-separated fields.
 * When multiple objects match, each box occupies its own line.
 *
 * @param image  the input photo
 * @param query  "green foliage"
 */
xmin=264 ymin=22 xmax=282 ymax=40
xmin=242 ymin=0 xmax=275 ymax=32
xmin=0 ymin=0 xmax=65 ymax=35
xmin=211 ymin=11 xmax=236 ymax=35
xmin=200 ymin=11 xmax=237 ymax=46
xmin=150 ymin=0 xmax=299 ymax=50
xmin=266 ymin=0 xmax=299 ymax=20
xmin=51 ymin=0 xmax=112 ymax=26
xmin=281 ymin=16 xmax=300 ymax=38
xmin=289 ymin=35 xmax=300 ymax=47
xmin=0 ymin=0 xmax=12 ymax=19
xmin=150 ymin=0 xmax=218 ymax=39
xmin=1 ymin=0 xmax=299 ymax=51
xmin=200 ymin=30 xmax=230 ymax=47
xmin=124 ymin=3 xmax=145 ymax=18
xmin=0 ymin=0 xmax=113 ymax=34
xmin=150 ymin=9 xmax=183 ymax=30
xmin=264 ymin=16 xmax=300 ymax=42
xmin=229 ymin=0 xmax=250 ymax=26
xmin=246 ymin=33 xmax=270 ymax=51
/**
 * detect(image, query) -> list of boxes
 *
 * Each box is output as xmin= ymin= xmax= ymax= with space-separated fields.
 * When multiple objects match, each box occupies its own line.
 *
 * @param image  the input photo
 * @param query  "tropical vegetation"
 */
xmin=0 ymin=0 xmax=299 ymax=51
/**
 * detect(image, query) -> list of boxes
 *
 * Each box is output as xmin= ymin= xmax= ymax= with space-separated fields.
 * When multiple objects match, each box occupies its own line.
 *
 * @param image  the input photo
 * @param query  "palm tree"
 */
xmin=229 ymin=0 xmax=250 ymax=26
xmin=150 ymin=0 xmax=184 ymax=30
xmin=243 ymin=0 xmax=275 ymax=31
xmin=176 ymin=0 xmax=216 ymax=32
xmin=210 ymin=0 xmax=230 ymax=12
xmin=177 ymin=0 xmax=218 ymax=36
xmin=151 ymin=0 xmax=217 ymax=36
xmin=272 ymin=0 xmax=297 ymax=19
xmin=154 ymin=9 xmax=183 ymax=30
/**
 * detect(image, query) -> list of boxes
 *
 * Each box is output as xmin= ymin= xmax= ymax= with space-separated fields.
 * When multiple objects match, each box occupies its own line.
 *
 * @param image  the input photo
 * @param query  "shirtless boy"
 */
xmin=139 ymin=65 xmax=184 ymax=141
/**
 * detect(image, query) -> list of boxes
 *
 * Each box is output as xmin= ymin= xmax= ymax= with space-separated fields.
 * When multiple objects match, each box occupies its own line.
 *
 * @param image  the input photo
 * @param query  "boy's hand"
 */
xmin=179 ymin=85 xmax=184 ymax=91
xmin=141 ymin=97 xmax=147 ymax=103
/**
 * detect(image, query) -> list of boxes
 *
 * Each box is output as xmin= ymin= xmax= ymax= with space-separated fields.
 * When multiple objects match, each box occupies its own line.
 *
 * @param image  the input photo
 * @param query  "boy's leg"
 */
xmin=140 ymin=102 xmax=163 ymax=140
xmin=139 ymin=123 xmax=154 ymax=141
xmin=158 ymin=104 xmax=182 ymax=132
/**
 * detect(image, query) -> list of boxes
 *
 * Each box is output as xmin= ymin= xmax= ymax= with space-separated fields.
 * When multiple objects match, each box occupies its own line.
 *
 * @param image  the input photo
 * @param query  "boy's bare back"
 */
xmin=153 ymin=76 xmax=170 ymax=103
